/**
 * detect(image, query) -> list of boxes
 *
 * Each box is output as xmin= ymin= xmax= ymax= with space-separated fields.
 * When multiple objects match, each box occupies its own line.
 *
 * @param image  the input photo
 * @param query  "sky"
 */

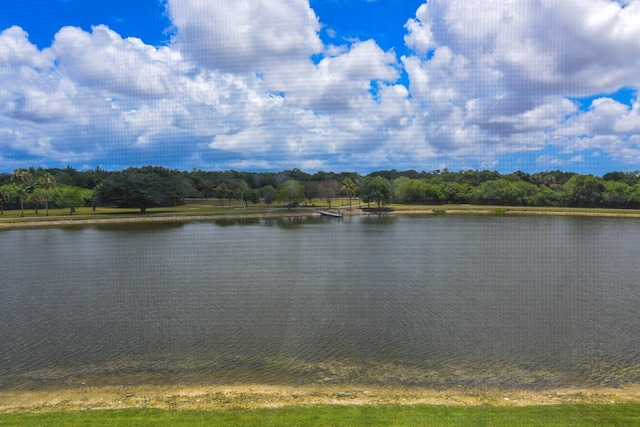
xmin=1 ymin=0 xmax=640 ymax=175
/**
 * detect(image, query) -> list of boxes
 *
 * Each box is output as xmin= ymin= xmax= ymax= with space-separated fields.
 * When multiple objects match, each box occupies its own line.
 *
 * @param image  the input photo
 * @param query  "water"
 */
xmin=2 ymin=215 xmax=640 ymax=390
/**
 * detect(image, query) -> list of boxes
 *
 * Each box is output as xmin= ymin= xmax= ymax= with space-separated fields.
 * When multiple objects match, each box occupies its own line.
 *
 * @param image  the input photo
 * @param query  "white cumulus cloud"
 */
xmin=1 ymin=0 xmax=639 ymax=172
xmin=401 ymin=0 xmax=640 ymax=167
xmin=167 ymin=0 xmax=323 ymax=74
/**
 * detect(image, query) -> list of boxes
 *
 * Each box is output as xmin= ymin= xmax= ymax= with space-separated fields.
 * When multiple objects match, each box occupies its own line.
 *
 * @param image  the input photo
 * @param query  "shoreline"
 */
xmin=2 ymin=383 xmax=640 ymax=412
xmin=0 ymin=211 xmax=317 ymax=229
xmin=2 ymin=206 xmax=640 ymax=230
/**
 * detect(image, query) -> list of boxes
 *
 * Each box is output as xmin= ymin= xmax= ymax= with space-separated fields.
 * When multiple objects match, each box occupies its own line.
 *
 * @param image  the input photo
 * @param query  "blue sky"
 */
xmin=1 ymin=0 xmax=639 ymax=175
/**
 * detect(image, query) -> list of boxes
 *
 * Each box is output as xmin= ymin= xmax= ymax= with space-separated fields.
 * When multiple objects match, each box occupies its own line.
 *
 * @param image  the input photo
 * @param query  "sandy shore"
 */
xmin=2 ymin=383 xmax=640 ymax=412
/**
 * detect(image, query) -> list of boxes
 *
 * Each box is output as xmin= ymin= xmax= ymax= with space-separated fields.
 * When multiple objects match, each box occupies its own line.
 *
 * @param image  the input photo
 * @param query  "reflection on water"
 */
xmin=92 ymin=221 xmax=186 ymax=233
xmin=2 ymin=215 xmax=640 ymax=390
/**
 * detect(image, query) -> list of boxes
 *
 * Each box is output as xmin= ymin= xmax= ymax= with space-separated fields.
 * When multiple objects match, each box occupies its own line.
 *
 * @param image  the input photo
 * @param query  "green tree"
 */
xmin=177 ymin=177 xmax=198 ymax=199
xmin=243 ymin=188 xmax=260 ymax=205
xmin=362 ymin=176 xmax=392 ymax=208
xmin=27 ymin=188 xmax=46 ymax=214
xmin=276 ymin=180 xmax=305 ymax=209
xmin=37 ymin=172 xmax=56 ymax=216
xmin=200 ymin=179 xmax=215 ymax=199
xmin=602 ymin=181 xmax=633 ymax=208
xmin=304 ymin=181 xmax=320 ymax=205
xmin=470 ymin=180 xmax=507 ymax=205
xmin=629 ymin=184 xmax=640 ymax=208
xmin=471 ymin=179 xmax=539 ymax=206
xmin=318 ymin=180 xmax=341 ymax=208
xmin=261 ymin=185 xmax=276 ymax=205
xmin=55 ymin=186 xmax=84 ymax=215
xmin=340 ymin=177 xmax=358 ymax=210
xmin=214 ymin=183 xmax=232 ymax=206
xmin=424 ymin=181 xmax=449 ymax=204
xmin=0 ymin=184 xmax=17 ymax=215
xmin=93 ymin=169 xmax=184 ymax=213
xmin=235 ymin=181 xmax=249 ymax=208
xmin=603 ymin=171 xmax=640 ymax=186
xmin=393 ymin=177 xmax=427 ymax=203
xmin=525 ymin=185 xmax=560 ymax=207
xmin=562 ymin=175 xmax=604 ymax=207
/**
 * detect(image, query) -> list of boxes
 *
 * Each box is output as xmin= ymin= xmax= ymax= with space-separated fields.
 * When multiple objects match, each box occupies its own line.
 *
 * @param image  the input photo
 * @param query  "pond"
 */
xmin=2 ymin=215 xmax=640 ymax=390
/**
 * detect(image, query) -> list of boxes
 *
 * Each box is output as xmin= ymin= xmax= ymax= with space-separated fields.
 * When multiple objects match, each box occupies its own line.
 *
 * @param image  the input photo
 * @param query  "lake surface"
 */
xmin=2 ymin=215 xmax=640 ymax=390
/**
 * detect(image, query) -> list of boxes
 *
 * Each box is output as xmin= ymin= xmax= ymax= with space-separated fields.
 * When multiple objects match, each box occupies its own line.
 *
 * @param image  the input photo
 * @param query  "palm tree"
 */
xmin=236 ymin=181 xmax=249 ymax=208
xmin=12 ymin=169 xmax=32 ymax=217
xmin=38 ymin=172 xmax=56 ymax=216
xmin=341 ymin=177 xmax=358 ymax=210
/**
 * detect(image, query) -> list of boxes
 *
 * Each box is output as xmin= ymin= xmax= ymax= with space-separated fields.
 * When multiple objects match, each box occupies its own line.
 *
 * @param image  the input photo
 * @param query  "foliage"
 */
xmin=304 ymin=181 xmax=319 ymax=204
xmin=36 ymin=172 xmax=56 ymax=216
xmin=12 ymin=168 xmax=33 ymax=217
xmin=361 ymin=176 xmax=392 ymax=207
xmin=276 ymin=179 xmax=305 ymax=208
xmin=242 ymin=188 xmax=261 ymax=205
xmin=563 ymin=174 xmax=605 ymax=207
xmin=0 ymin=183 xmax=17 ymax=215
xmin=341 ymin=177 xmax=358 ymax=209
xmin=317 ymin=179 xmax=341 ymax=208
xmin=470 ymin=179 xmax=540 ymax=206
xmin=261 ymin=185 xmax=277 ymax=205
xmin=6 ymin=165 xmax=640 ymax=211
xmin=93 ymin=168 xmax=184 ymax=213
xmin=26 ymin=188 xmax=46 ymax=213
xmin=393 ymin=177 xmax=427 ymax=203
xmin=235 ymin=180 xmax=249 ymax=207
xmin=54 ymin=186 xmax=86 ymax=215
xmin=214 ymin=183 xmax=232 ymax=206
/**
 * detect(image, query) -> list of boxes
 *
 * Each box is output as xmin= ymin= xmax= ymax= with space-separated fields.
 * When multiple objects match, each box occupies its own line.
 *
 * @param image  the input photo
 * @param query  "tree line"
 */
xmin=2 ymin=166 xmax=640 ymax=215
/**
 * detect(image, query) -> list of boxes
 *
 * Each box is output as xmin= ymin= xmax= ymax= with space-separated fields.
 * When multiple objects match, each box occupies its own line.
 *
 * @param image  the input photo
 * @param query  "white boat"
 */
xmin=318 ymin=209 xmax=343 ymax=217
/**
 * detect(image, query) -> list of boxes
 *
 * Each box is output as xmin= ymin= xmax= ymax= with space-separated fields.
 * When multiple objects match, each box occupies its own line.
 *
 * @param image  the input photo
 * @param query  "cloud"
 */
xmin=401 ymin=0 xmax=640 ymax=168
xmin=0 ymin=26 xmax=52 ymax=68
xmin=1 ymin=0 xmax=640 ymax=173
xmin=406 ymin=0 xmax=640 ymax=95
xmin=275 ymin=39 xmax=400 ymax=112
xmin=52 ymin=25 xmax=176 ymax=98
xmin=167 ymin=0 xmax=323 ymax=73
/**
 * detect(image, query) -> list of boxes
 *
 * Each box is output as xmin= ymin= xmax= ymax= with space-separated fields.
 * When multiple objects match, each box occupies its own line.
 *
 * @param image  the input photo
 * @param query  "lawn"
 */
xmin=1 ymin=404 xmax=640 ymax=426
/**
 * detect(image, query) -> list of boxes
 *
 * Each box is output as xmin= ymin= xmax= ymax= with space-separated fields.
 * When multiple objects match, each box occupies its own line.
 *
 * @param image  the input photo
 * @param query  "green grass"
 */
xmin=2 ymin=404 xmax=640 ymax=426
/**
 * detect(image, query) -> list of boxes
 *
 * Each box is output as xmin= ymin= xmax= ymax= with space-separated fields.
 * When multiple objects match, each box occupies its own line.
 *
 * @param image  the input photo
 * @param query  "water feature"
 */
xmin=2 ymin=215 xmax=640 ymax=390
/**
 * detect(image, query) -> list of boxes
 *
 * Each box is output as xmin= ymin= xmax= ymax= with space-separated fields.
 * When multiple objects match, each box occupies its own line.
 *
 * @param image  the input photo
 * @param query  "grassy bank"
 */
xmin=2 ymin=383 xmax=640 ymax=424
xmin=2 ymin=201 xmax=640 ymax=230
xmin=2 ymin=403 xmax=640 ymax=426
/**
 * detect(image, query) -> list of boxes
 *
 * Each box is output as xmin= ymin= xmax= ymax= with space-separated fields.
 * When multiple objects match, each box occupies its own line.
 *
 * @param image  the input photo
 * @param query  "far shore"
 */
xmin=3 ymin=205 xmax=640 ymax=230
xmin=2 ymin=383 xmax=640 ymax=412
xmin=0 ymin=211 xmax=315 ymax=229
